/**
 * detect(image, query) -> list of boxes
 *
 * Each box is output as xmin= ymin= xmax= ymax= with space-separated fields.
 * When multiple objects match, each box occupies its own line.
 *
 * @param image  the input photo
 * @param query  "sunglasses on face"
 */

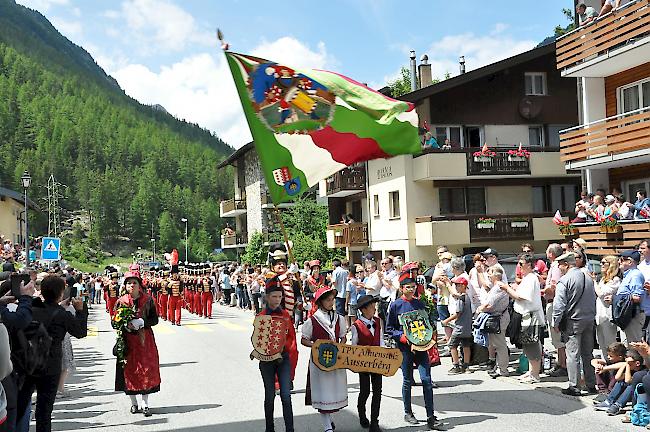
xmin=522 ymin=250 xmax=532 ymax=253
xmin=601 ymin=261 xmax=608 ymax=264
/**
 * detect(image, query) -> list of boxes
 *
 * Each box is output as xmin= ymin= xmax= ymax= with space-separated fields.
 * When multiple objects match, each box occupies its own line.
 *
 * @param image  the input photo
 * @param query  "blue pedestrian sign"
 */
xmin=41 ymin=237 xmax=61 ymax=261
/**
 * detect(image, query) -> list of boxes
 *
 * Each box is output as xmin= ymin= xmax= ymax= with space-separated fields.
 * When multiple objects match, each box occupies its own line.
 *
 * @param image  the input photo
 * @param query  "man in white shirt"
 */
xmin=639 ymin=240 xmax=650 ymax=282
xmin=577 ymin=2 xmax=597 ymax=25
xmin=379 ymin=257 xmax=399 ymax=301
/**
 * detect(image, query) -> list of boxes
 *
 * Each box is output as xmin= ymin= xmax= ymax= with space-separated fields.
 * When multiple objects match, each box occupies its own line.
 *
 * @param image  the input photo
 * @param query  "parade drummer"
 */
xmin=254 ymin=275 xmax=298 ymax=432
xmin=113 ymin=270 xmax=161 ymax=417
xmin=301 ymin=286 xmax=347 ymax=432
xmin=167 ymin=265 xmax=183 ymax=326
xmin=386 ymin=273 xmax=443 ymax=430
xmin=158 ymin=270 xmax=170 ymax=321
xmin=201 ymin=265 xmax=213 ymax=319
xmin=351 ymin=295 xmax=384 ymax=432
xmin=106 ymin=270 xmax=119 ymax=318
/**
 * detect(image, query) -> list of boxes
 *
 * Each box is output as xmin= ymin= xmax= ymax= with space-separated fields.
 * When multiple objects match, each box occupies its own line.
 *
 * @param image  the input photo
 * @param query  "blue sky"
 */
xmin=17 ymin=0 xmax=573 ymax=148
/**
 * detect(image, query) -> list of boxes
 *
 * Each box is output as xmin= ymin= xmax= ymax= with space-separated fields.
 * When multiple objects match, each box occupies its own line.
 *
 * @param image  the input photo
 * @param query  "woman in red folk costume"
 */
xmin=304 ymin=260 xmax=326 ymax=318
xmin=114 ymin=270 xmax=161 ymax=417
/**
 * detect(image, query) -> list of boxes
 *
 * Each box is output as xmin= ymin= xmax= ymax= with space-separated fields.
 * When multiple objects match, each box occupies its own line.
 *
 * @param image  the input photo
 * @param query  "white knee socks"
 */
xmin=141 ymin=394 xmax=149 ymax=408
xmin=129 ymin=395 xmax=138 ymax=406
xmin=320 ymin=413 xmax=332 ymax=431
xmin=129 ymin=394 xmax=149 ymax=409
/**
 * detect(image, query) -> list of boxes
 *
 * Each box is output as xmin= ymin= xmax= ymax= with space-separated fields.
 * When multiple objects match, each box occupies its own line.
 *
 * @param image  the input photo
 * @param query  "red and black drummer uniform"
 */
xmin=106 ymin=279 xmax=119 ymax=318
xmin=158 ymin=276 xmax=170 ymax=321
xmin=351 ymin=302 xmax=384 ymax=430
xmin=201 ymin=274 xmax=213 ymax=318
xmin=193 ymin=276 xmax=203 ymax=316
xmin=168 ymin=275 xmax=184 ymax=326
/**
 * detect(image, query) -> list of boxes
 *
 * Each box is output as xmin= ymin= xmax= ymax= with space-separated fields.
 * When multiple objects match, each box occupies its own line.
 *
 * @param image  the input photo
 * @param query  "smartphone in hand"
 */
xmin=10 ymin=273 xmax=30 ymax=298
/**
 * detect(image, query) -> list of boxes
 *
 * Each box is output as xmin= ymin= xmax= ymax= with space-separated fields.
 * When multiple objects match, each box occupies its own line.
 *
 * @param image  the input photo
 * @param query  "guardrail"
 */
xmin=563 ymin=219 xmax=650 ymax=255
xmin=327 ymin=222 xmax=368 ymax=248
xmin=326 ymin=166 xmax=366 ymax=195
xmin=221 ymin=198 xmax=246 ymax=214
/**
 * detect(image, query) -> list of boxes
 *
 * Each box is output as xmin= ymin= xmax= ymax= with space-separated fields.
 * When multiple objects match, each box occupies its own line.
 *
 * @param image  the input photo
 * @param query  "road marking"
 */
xmin=155 ymin=325 xmax=176 ymax=335
xmin=87 ymin=326 xmax=98 ymax=337
xmin=216 ymin=320 xmax=249 ymax=332
xmin=185 ymin=323 xmax=212 ymax=332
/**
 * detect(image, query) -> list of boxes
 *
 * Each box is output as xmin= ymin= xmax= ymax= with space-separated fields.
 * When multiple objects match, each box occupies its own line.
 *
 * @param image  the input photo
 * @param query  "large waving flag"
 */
xmin=224 ymin=50 xmax=421 ymax=204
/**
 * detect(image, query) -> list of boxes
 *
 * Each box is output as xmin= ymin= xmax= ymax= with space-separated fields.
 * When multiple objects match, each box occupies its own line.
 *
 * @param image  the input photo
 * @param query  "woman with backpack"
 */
xmin=15 ymin=275 xmax=87 ymax=432
xmin=113 ymin=270 xmax=160 ymax=417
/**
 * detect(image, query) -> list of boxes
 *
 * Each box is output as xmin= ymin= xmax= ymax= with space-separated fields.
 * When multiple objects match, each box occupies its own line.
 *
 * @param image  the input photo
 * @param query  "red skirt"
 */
xmin=115 ymin=328 xmax=161 ymax=394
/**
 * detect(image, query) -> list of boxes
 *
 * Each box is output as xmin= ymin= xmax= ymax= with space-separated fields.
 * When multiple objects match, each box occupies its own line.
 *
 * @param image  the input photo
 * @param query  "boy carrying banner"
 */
xmin=351 ymin=295 xmax=384 ymax=432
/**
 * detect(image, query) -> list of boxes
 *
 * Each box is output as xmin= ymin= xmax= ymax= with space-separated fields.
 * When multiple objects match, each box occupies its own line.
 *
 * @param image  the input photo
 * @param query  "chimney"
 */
xmin=418 ymin=54 xmax=432 ymax=88
xmin=459 ymin=55 xmax=466 ymax=74
xmin=409 ymin=50 xmax=418 ymax=91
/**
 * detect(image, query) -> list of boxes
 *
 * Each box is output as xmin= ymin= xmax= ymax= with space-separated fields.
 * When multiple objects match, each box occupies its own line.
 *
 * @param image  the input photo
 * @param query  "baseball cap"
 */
xmin=556 ymin=251 xmax=576 ymax=265
xmin=620 ymin=250 xmax=641 ymax=262
xmin=481 ymin=248 xmax=499 ymax=258
xmin=451 ymin=276 xmax=468 ymax=286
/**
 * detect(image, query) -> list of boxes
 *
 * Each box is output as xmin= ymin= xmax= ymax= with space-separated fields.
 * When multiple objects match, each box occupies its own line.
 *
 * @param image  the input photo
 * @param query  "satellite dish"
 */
xmin=519 ymin=97 xmax=542 ymax=120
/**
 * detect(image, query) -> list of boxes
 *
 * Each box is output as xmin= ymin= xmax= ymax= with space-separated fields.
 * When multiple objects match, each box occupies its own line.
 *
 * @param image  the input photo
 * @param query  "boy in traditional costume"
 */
xmin=351 ymin=295 xmax=384 ymax=432
xmin=252 ymin=275 xmax=298 ymax=432
xmin=301 ymin=286 xmax=348 ymax=432
xmin=167 ymin=265 xmax=183 ymax=326
xmin=386 ymin=273 xmax=443 ymax=430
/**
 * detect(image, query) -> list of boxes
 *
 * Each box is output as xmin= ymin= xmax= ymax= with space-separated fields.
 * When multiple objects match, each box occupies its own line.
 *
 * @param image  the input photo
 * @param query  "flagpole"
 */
xmin=273 ymin=205 xmax=293 ymax=264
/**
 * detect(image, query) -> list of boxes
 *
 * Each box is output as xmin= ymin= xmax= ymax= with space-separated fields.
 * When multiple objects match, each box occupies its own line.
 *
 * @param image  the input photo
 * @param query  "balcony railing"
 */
xmin=556 ymin=0 xmax=650 ymax=71
xmin=466 ymin=149 xmax=531 ymax=176
xmin=221 ymin=232 xmax=248 ymax=247
xmin=328 ymin=222 xmax=368 ymax=248
xmin=562 ymin=219 xmax=650 ymax=255
xmin=326 ymin=166 xmax=366 ymax=196
xmin=221 ymin=198 xmax=246 ymax=215
xmin=468 ymin=215 xmax=534 ymax=242
xmin=559 ymin=107 xmax=650 ymax=164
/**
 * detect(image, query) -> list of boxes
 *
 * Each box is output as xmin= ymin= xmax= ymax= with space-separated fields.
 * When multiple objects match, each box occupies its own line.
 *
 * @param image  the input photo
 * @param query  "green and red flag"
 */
xmin=224 ymin=51 xmax=421 ymax=204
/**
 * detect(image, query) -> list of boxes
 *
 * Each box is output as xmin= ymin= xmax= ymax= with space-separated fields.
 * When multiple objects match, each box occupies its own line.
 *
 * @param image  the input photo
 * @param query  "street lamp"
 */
xmin=20 ymin=171 xmax=31 ymax=267
xmin=180 ymin=217 xmax=188 ymax=263
xmin=150 ymin=238 xmax=156 ymax=263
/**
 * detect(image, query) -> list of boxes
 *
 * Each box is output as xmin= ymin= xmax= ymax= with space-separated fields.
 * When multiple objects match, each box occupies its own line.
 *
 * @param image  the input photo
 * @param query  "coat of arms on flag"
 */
xmin=398 ymin=309 xmax=435 ymax=351
xmin=250 ymin=314 xmax=289 ymax=361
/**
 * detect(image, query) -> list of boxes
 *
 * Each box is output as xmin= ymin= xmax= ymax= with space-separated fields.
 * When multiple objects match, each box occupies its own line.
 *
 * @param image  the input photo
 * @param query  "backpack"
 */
xmin=630 ymin=384 xmax=650 ymax=426
xmin=10 ymin=309 xmax=58 ymax=377
xmin=611 ymin=293 xmax=638 ymax=330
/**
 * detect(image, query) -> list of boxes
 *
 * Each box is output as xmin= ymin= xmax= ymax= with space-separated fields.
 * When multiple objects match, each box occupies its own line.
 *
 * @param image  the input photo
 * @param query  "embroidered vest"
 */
xmin=353 ymin=317 xmax=381 ymax=346
xmin=169 ymin=280 xmax=181 ymax=296
xmin=310 ymin=314 xmax=340 ymax=342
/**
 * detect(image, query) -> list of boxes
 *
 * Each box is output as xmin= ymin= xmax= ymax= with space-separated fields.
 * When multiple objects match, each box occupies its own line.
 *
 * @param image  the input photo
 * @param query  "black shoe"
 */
xmin=404 ymin=413 xmax=419 ymax=424
xmin=143 ymin=407 xmax=152 ymax=417
xmin=427 ymin=415 xmax=444 ymax=430
xmin=130 ymin=405 xmax=141 ymax=414
xmin=585 ymin=386 xmax=598 ymax=395
xmin=561 ymin=386 xmax=582 ymax=397
xmin=331 ymin=421 xmax=335 ymax=431
xmin=549 ymin=367 xmax=568 ymax=377
xmin=359 ymin=409 xmax=370 ymax=428
xmin=369 ymin=421 xmax=382 ymax=432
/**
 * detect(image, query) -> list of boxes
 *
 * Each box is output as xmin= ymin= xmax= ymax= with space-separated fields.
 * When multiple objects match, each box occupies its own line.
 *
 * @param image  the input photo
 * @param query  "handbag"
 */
xmin=484 ymin=314 xmax=501 ymax=334
xmin=612 ymin=293 xmax=638 ymax=330
xmin=519 ymin=312 xmax=540 ymax=345
xmin=427 ymin=344 xmax=441 ymax=367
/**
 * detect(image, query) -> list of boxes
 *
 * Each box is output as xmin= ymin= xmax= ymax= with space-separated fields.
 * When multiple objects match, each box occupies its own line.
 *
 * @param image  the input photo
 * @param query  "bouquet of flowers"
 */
xmin=472 ymin=144 xmax=496 ymax=158
xmin=112 ymin=303 xmax=136 ymax=366
xmin=507 ymin=148 xmax=531 ymax=158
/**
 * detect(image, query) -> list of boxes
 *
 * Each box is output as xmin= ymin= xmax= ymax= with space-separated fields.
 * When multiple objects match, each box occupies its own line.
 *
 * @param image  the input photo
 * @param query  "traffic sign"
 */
xmin=41 ymin=237 xmax=61 ymax=261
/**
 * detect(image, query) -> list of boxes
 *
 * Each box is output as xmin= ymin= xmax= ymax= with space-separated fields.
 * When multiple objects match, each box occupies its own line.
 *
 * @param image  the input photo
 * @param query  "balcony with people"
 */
xmin=556 ymin=0 xmax=650 ymax=77
xmin=556 ymin=187 xmax=650 ymax=255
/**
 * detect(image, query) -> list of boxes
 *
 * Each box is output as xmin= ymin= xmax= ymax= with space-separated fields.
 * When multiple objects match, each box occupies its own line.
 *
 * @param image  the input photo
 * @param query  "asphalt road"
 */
xmin=41 ymin=302 xmax=634 ymax=432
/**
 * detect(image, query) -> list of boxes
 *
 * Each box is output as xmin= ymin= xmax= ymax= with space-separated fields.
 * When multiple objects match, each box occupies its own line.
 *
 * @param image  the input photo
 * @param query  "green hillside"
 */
xmin=0 ymin=0 xmax=234 ymax=260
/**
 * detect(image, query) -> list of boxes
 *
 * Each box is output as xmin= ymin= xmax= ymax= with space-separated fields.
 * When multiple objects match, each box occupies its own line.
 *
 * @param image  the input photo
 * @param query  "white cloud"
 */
xmin=15 ymin=0 xmax=68 ymax=12
xmin=112 ymin=0 xmax=213 ymax=54
xmin=423 ymin=32 xmax=537 ymax=82
xmin=50 ymin=16 xmax=82 ymax=40
xmin=71 ymin=7 xmax=81 ymax=17
xmin=109 ymin=37 xmax=332 ymax=148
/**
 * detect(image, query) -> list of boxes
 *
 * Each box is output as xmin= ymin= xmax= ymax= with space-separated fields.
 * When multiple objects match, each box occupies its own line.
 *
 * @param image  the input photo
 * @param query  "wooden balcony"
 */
xmin=327 ymin=222 xmax=368 ymax=248
xmin=221 ymin=232 xmax=248 ymax=248
xmin=469 ymin=215 xmax=534 ymax=242
xmin=466 ymin=150 xmax=531 ymax=176
xmin=563 ymin=219 xmax=650 ymax=255
xmin=325 ymin=166 xmax=366 ymax=197
xmin=559 ymin=107 xmax=650 ymax=167
xmin=220 ymin=198 xmax=247 ymax=217
xmin=556 ymin=0 xmax=650 ymax=72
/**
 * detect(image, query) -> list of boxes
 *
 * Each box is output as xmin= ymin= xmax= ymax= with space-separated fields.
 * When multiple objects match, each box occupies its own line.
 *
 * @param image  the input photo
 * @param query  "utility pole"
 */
xmin=46 ymin=175 xmax=66 ymax=237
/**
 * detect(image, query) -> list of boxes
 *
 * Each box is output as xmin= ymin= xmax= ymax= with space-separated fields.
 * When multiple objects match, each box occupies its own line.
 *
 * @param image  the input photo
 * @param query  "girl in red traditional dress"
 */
xmin=114 ymin=271 xmax=161 ymax=417
xmin=303 ymin=260 xmax=326 ymax=318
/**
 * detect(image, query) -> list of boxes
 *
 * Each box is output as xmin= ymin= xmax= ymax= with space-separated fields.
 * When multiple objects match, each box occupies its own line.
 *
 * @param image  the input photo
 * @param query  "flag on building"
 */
xmin=224 ymin=51 xmax=421 ymax=204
